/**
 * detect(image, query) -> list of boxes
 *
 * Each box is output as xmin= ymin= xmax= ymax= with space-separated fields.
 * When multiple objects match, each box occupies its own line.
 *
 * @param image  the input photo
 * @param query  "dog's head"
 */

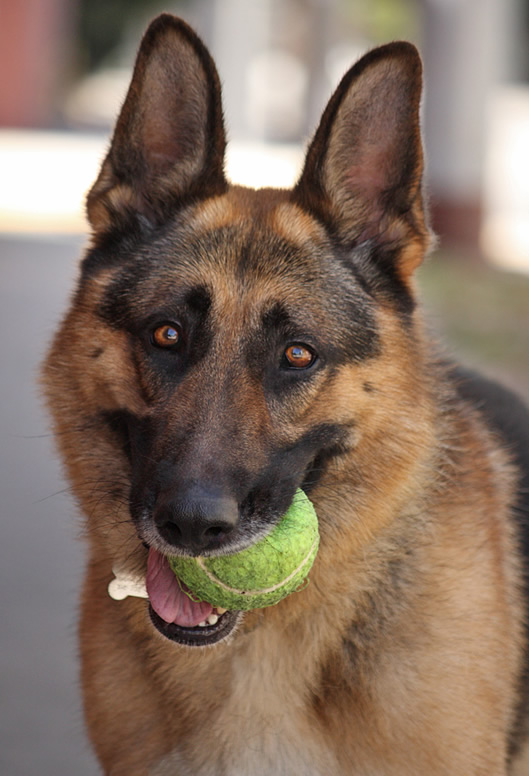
xmin=43 ymin=15 xmax=432 ymax=646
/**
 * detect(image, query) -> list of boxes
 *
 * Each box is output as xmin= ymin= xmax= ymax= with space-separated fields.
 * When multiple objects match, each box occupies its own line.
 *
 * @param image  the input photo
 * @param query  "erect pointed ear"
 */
xmin=293 ymin=42 xmax=431 ymax=281
xmin=87 ymin=14 xmax=227 ymax=232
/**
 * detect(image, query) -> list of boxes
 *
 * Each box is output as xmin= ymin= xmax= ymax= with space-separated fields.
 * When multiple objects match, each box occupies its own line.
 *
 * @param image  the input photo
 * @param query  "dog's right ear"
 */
xmin=87 ymin=15 xmax=227 ymax=232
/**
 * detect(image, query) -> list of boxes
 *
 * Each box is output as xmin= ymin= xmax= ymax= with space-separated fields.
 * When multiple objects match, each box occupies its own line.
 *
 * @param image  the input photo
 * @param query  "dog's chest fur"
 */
xmin=154 ymin=647 xmax=339 ymax=775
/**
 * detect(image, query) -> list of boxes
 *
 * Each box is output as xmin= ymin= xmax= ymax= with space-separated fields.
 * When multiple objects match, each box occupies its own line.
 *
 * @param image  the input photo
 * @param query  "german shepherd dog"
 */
xmin=43 ymin=14 xmax=529 ymax=775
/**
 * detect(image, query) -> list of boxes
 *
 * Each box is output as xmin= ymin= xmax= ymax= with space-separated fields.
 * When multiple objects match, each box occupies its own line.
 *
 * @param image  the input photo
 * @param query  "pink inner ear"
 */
xmin=144 ymin=136 xmax=184 ymax=169
xmin=346 ymin=143 xmax=392 ymax=201
xmin=141 ymin=100 xmax=198 ymax=171
xmin=343 ymin=144 xmax=394 ymax=239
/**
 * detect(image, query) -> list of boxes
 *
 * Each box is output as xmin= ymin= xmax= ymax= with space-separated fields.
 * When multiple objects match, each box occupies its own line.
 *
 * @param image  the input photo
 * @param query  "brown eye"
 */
xmin=151 ymin=323 xmax=182 ymax=349
xmin=283 ymin=344 xmax=316 ymax=369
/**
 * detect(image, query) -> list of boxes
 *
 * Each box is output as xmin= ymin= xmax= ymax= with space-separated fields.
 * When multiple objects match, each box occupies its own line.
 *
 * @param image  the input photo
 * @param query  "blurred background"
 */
xmin=1 ymin=1 xmax=528 ymax=773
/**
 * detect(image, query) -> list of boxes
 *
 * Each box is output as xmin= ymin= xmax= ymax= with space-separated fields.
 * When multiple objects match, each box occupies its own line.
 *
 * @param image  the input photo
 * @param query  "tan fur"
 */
xmin=272 ymin=202 xmax=330 ymax=246
xmin=42 ymin=15 xmax=528 ymax=776
xmin=43 ymin=195 xmax=526 ymax=774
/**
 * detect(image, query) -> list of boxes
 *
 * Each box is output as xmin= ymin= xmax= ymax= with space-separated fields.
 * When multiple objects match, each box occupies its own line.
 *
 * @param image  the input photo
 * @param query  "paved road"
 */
xmin=1 ymin=235 xmax=98 ymax=774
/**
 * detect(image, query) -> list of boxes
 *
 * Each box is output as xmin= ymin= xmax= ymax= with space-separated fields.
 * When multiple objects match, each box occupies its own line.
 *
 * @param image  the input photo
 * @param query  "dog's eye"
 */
xmin=151 ymin=323 xmax=182 ymax=349
xmin=282 ymin=344 xmax=317 ymax=369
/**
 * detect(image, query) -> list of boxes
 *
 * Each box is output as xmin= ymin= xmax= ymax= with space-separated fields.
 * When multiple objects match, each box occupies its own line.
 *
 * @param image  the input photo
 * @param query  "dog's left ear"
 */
xmin=294 ymin=42 xmax=430 ymax=281
xmin=87 ymin=14 xmax=227 ymax=232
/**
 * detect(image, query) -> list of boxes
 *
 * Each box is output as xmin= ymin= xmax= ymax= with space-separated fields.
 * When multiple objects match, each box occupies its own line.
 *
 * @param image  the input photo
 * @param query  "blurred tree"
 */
xmin=340 ymin=0 xmax=422 ymax=44
xmin=77 ymin=0 xmax=186 ymax=71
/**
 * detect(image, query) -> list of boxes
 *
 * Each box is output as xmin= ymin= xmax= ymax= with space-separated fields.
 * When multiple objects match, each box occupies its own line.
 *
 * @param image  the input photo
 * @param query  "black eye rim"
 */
xmin=149 ymin=321 xmax=184 ymax=350
xmin=281 ymin=342 xmax=319 ymax=371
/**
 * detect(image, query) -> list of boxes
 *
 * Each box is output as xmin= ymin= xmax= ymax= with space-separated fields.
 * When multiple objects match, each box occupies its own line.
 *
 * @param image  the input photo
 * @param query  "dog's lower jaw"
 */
xmin=149 ymin=605 xmax=242 ymax=646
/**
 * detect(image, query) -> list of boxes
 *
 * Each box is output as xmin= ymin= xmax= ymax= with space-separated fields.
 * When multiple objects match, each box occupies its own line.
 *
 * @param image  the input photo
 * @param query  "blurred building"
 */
xmin=0 ymin=0 xmax=77 ymax=127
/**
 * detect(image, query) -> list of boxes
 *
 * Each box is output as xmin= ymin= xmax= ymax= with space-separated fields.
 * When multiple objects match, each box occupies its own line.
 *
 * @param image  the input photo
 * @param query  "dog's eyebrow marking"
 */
xmin=261 ymin=302 xmax=292 ymax=332
xmin=191 ymin=195 xmax=238 ymax=231
xmin=272 ymin=202 xmax=327 ymax=245
xmin=184 ymin=286 xmax=212 ymax=314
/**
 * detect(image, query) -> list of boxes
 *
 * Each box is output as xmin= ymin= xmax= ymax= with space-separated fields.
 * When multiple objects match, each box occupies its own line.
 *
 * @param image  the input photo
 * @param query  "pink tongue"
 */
xmin=146 ymin=548 xmax=213 ymax=627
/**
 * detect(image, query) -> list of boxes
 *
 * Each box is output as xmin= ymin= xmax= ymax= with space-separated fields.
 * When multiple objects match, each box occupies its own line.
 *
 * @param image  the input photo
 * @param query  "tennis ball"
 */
xmin=168 ymin=489 xmax=319 ymax=611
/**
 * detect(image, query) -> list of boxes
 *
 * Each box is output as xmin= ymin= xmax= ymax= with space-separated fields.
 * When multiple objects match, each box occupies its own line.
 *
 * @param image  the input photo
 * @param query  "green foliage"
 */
xmin=419 ymin=254 xmax=529 ymax=399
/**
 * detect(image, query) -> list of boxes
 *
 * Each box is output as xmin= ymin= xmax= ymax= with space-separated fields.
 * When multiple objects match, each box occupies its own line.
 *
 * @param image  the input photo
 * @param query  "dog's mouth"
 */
xmin=145 ymin=547 xmax=241 ymax=647
xmin=148 ymin=605 xmax=240 ymax=646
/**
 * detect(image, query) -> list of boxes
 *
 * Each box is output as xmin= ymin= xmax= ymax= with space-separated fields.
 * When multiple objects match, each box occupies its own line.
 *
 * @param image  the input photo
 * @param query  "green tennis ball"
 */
xmin=168 ymin=489 xmax=319 ymax=611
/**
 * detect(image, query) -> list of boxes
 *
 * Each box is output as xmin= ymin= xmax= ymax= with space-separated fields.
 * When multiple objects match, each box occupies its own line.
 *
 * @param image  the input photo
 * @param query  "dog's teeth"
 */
xmin=206 ymin=613 xmax=219 ymax=626
xmin=215 ymin=607 xmax=228 ymax=615
xmin=198 ymin=620 xmax=208 ymax=627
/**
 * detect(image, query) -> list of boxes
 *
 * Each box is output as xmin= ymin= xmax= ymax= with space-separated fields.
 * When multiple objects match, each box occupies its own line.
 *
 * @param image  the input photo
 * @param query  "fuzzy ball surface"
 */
xmin=168 ymin=489 xmax=319 ymax=611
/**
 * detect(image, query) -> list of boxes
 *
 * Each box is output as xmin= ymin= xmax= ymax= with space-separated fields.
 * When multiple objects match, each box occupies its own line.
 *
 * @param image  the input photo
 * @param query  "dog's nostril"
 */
xmin=204 ymin=525 xmax=224 ymax=539
xmin=155 ymin=517 xmax=182 ymax=548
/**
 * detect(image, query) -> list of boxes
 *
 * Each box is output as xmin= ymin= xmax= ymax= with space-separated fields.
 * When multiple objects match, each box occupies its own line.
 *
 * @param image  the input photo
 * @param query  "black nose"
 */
xmin=153 ymin=484 xmax=239 ymax=552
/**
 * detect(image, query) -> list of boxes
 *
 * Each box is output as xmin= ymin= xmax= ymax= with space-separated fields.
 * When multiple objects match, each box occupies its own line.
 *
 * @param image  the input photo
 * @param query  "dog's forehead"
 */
xmin=172 ymin=188 xmax=329 ymax=274
xmin=146 ymin=190 xmax=339 ymax=313
xmin=93 ymin=185 xmax=376 ymax=350
xmin=190 ymin=189 xmax=328 ymax=247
